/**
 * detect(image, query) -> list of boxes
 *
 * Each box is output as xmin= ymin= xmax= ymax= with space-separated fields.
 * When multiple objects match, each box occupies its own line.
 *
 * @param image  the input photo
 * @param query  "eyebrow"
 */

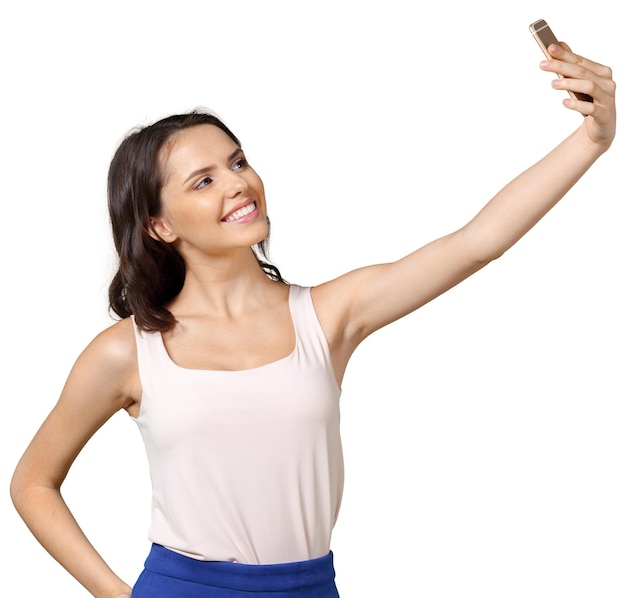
xmin=182 ymin=148 xmax=243 ymax=185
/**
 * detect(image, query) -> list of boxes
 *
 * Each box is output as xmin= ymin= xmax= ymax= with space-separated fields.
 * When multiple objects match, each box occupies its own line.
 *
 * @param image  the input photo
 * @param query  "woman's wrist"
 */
xmin=109 ymin=582 xmax=132 ymax=598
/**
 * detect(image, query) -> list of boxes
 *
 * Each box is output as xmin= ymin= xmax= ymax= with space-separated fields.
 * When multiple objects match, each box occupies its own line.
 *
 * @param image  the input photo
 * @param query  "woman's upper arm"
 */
xmin=12 ymin=318 xmax=140 ymax=490
xmin=313 ymin=226 xmax=488 ymax=350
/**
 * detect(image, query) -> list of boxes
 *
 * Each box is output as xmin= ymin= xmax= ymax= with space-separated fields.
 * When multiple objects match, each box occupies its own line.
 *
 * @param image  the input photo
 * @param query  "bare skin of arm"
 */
xmin=10 ymin=318 xmax=140 ymax=598
xmin=312 ymin=43 xmax=616 ymax=383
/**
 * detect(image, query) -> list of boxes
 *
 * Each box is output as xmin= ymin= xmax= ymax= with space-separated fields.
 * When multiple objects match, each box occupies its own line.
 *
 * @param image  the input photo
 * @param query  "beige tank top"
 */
xmin=131 ymin=285 xmax=343 ymax=564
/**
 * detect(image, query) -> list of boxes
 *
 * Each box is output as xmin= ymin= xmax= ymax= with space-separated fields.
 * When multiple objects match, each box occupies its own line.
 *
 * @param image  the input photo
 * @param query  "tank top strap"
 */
xmin=130 ymin=315 xmax=170 ymax=381
xmin=288 ymin=285 xmax=335 ymax=374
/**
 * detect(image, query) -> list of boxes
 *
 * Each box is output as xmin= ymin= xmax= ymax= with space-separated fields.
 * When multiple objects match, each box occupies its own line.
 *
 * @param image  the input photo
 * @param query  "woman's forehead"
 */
xmin=161 ymin=125 xmax=238 ymax=175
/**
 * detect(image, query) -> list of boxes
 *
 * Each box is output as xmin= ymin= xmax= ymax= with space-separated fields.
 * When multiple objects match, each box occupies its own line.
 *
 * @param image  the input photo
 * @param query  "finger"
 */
xmin=548 ymin=43 xmax=612 ymax=80
xmin=560 ymin=84 xmax=614 ymax=122
xmin=541 ymin=54 xmax=615 ymax=98
xmin=562 ymin=95 xmax=602 ymax=119
xmin=551 ymin=75 xmax=604 ymax=104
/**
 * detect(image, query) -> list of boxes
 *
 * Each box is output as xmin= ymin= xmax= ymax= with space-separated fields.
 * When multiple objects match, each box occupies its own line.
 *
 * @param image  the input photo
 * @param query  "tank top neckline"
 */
xmin=153 ymin=283 xmax=300 ymax=374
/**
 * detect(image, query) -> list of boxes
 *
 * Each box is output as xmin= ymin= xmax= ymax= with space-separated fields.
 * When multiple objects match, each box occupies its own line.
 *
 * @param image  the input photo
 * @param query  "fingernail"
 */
xmin=540 ymin=60 xmax=550 ymax=69
xmin=551 ymin=79 xmax=561 ymax=88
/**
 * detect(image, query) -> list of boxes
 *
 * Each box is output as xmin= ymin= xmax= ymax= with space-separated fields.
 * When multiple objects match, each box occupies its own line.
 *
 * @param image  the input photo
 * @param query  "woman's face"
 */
xmin=153 ymin=124 xmax=268 ymax=259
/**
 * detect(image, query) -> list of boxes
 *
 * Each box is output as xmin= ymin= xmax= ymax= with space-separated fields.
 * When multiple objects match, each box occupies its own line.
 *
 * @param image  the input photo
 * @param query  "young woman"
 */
xmin=11 ymin=42 xmax=616 ymax=597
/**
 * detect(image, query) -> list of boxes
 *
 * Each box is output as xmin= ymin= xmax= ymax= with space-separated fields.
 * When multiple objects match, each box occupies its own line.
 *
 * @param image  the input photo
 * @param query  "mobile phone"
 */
xmin=529 ymin=19 xmax=593 ymax=102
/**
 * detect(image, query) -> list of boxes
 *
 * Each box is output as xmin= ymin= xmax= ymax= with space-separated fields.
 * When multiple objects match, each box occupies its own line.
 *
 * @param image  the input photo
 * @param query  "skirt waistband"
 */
xmin=143 ymin=544 xmax=336 ymax=592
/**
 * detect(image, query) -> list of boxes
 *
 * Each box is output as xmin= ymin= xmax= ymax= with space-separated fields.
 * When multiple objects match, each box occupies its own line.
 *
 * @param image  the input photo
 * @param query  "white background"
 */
xmin=2 ymin=1 xmax=623 ymax=596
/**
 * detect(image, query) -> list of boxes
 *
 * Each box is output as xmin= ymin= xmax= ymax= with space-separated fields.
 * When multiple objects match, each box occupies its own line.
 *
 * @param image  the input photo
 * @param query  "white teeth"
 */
xmin=225 ymin=202 xmax=256 ymax=222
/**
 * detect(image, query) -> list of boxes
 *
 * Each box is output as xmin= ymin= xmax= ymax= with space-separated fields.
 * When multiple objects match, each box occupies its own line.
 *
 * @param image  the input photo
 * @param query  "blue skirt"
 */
xmin=132 ymin=544 xmax=340 ymax=597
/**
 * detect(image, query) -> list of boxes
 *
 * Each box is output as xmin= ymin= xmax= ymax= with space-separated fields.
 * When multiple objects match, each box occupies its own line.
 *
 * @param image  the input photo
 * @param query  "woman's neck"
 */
xmin=168 ymin=248 xmax=281 ymax=317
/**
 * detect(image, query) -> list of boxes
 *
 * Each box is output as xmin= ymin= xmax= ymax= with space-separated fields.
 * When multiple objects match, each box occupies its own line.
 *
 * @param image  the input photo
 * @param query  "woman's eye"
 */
xmin=233 ymin=158 xmax=248 ymax=170
xmin=195 ymin=176 xmax=212 ymax=190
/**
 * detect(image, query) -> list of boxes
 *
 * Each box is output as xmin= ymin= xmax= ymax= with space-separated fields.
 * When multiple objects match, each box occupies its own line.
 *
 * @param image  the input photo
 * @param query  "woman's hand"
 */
xmin=541 ymin=42 xmax=616 ymax=150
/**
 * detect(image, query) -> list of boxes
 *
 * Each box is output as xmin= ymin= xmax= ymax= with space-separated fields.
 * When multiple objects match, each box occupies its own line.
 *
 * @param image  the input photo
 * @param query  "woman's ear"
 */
xmin=147 ymin=217 xmax=178 ymax=243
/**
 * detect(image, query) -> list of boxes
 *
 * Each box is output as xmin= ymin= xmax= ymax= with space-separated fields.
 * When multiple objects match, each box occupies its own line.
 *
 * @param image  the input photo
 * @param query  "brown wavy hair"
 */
xmin=107 ymin=109 xmax=283 ymax=331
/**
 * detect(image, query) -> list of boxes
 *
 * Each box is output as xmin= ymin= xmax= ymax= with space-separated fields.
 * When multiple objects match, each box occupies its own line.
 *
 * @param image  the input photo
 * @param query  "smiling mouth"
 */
xmin=222 ymin=201 xmax=257 ymax=223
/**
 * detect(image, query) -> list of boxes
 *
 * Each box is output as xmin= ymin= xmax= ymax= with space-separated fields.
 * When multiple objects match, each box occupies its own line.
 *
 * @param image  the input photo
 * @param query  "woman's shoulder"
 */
xmin=81 ymin=316 xmax=138 ymax=374
xmin=77 ymin=317 xmax=141 ymax=407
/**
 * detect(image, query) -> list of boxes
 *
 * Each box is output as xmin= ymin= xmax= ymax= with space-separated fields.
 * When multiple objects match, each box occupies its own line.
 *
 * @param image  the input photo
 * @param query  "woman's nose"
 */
xmin=223 ymin=171 xmax=247 ymax=197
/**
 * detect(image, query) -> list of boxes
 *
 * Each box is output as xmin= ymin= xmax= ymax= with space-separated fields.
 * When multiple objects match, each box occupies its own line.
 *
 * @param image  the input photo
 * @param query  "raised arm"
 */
xmin=10 ymin=319 xmax=140 ymax=598
xmin=313 ymin=43 xmax=616 ymax=373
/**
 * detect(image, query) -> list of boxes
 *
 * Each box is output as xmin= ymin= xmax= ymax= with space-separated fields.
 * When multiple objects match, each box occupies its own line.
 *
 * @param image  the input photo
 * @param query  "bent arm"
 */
xmin=10 ymin=319 xmax=140 ymax=598
xmin=313 ymin=43 xmax=616 ymax=361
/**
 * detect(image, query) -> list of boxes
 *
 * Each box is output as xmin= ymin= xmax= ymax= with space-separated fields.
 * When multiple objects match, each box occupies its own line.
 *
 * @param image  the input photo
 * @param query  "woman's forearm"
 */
xmin=11 ymin=483 xmax=132 ymax=597
xmin=465 ymin=39 xmax=615 ymax=262
xmin=464 ymin=123 xmax=608 ymax=262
